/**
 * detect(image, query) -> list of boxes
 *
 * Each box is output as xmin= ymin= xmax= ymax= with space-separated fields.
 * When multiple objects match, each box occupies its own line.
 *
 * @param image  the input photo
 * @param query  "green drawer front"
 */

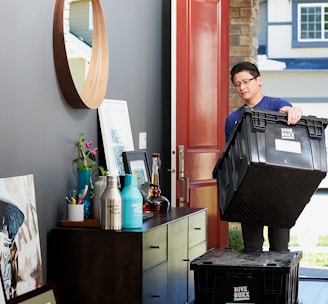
xmin=143 ymin=225 xmax=167 ymax=270
xmin=189 ymin=211 xmax=207 ymax=248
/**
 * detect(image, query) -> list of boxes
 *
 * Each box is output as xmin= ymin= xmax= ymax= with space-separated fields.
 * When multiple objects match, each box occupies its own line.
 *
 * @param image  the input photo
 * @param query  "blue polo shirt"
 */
xmin=225 ymin=96 xmax=292 ymax=142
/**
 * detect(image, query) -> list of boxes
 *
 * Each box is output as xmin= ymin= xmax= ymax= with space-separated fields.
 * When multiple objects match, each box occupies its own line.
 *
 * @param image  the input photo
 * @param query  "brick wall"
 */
xmin=229 ymin=0 xmax=259 ymax=112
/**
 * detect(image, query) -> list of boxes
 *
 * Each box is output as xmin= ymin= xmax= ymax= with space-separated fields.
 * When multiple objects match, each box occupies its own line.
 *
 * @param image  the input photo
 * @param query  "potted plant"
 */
xmin=73 ymin=133 xmax=99 ymax=219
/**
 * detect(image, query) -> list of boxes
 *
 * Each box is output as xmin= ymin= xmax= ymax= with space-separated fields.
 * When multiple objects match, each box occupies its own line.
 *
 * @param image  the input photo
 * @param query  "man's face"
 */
xmin=233 ymin=71 xmax=262 ymax=103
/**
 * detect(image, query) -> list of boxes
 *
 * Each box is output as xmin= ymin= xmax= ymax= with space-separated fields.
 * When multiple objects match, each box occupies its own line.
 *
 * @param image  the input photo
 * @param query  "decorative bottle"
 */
xmin=101 ymin=174 xmax=122 ymax=230
xmin=149 ymin=153 xmax=161 ymax=199
xmin=144 ymin=153 xmax=170 ymax=213
xmin=93 ymin=175 xmax=107 ymax=220
xmin=122 ymin=174 xmax=143 ymax=229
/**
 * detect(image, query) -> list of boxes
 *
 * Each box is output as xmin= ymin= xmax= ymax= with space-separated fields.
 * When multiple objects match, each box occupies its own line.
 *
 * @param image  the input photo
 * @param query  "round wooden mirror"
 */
xmin=53 ymin=0 xmax=109 ymax=109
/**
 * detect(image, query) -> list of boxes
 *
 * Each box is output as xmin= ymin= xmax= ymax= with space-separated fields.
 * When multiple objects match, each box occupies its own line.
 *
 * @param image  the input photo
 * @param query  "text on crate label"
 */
xmin=281 ymin=128 xmax=295 ymax=140
xmin=233 ymin=285 xmax=250 ymax=301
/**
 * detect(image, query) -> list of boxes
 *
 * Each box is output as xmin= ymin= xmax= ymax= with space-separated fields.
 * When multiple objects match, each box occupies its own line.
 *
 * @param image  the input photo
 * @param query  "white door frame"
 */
xmin=170 ymin=0 xmax=177 ymax=207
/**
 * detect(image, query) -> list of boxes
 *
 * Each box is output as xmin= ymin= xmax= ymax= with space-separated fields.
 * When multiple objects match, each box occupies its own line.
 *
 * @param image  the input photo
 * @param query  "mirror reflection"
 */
xmin=53 ymin=0 xmax=108 ymax=109
xmin=64 ymin=0 xmax=93 ymax=93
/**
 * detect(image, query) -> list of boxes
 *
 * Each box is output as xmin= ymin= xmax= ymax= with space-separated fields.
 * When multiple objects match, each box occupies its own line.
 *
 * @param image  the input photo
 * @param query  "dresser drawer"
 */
xmin=188 ymin=211 xmax=206 ymax=248
xmin=143 ymin=225 xmax=167 ymax=270
xmin=143 ymin=261 xmax=167 ymax=304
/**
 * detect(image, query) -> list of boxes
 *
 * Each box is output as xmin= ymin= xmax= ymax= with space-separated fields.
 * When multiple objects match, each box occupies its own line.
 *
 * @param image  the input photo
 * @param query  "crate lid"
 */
xmin=190 ymin=247 xmax=302 ymax=271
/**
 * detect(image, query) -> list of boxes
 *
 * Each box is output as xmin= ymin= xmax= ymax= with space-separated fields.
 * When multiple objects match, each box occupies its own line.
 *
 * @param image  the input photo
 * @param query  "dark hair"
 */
xmin=230 ymin=62 xmax=261 ymax=83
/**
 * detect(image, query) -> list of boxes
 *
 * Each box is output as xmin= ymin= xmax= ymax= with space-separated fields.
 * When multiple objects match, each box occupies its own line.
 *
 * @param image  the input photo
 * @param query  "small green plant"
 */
xmin=73 ymin=133 xmax=98 ymax=171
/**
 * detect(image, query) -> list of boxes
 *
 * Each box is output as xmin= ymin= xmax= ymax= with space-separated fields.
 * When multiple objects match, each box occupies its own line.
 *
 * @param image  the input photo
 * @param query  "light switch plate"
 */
xmin=139 ymin=132 xmax=147 ymax=149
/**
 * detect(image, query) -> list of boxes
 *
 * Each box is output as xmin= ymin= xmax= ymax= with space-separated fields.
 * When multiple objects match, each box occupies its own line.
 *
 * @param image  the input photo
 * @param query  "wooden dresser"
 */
xmin=47 ymin=207 xmax=207 ymax=304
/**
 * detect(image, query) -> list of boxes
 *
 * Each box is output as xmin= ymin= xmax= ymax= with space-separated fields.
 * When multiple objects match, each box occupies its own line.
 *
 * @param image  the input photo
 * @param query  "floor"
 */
xmin=290 ymin=191 xmax=328 ymax=303
xmin=298 ymin=267 xmax=328 ymax=304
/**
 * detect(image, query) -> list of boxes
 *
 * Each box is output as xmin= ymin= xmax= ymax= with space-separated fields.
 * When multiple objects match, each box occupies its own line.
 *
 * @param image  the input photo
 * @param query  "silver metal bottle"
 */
xmin=101 ymin=174 xmax=122 ymax=230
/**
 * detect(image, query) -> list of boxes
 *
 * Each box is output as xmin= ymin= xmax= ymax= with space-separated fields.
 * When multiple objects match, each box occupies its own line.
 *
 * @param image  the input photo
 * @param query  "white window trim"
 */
xmin=298 ymin=3 xmax=328 ymax=42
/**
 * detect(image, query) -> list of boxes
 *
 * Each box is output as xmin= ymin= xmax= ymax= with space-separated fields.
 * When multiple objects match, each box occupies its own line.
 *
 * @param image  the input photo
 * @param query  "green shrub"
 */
xmin=301 ymin=252 xmax=328 ymax=267
xmin=229 ymin=224 xmax=244 ymax=251
xmin=317 ymin=236 xmax=328 ymax=246
xmin=289 ymin=235 xmax=299 ymax=246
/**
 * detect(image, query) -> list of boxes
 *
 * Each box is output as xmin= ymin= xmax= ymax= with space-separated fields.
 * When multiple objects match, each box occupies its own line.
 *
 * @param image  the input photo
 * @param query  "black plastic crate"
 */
xmin=190 ymin=248 xmax=302 ymax=304
xmin=213 ymin=108 xmax=327 ymax=228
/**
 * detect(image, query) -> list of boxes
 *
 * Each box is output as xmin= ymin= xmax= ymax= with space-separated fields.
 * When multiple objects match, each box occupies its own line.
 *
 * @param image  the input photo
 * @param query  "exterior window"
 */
xmin=298 ymin=3 xmax=328 ymax=41
xmin=89 ymin=1 xmax=94 ymax=31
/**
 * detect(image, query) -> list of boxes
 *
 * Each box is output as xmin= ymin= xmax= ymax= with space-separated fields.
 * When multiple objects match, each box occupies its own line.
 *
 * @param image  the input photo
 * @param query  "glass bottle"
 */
xmin=122 ymin=174 xmax=143 ymax=229
xmin=149 ymin=153 xmax=161 ymax=199
xmin=101 ymin=174 xmax=122 ymax=230
xmin=145 ymin=153 xmax=170 ymax=213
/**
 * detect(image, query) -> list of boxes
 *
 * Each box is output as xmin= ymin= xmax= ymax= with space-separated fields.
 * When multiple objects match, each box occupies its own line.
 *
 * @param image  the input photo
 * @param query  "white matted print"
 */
xmin=0 ymin=174 xmax=43 ymax=301
xmin=98 ymin=99 xmax=134 ymax=175
xmin=130 ymin=160 xmax=149 ymax=187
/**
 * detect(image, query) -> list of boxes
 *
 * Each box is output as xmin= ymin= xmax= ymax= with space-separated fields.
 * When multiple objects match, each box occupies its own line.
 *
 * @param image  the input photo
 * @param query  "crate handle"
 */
xmin=250 ymin=109 xmax=328 ymax=139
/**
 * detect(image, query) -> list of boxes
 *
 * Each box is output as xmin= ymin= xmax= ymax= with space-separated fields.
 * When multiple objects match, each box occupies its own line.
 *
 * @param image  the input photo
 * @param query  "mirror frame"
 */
xmin=53 ymin=0 xmax=109 ymax=109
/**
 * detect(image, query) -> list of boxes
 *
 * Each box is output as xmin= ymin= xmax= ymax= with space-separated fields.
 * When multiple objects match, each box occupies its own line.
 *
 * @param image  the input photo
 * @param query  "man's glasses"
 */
xmin=233 ymin=76 xmax=258 ymax=89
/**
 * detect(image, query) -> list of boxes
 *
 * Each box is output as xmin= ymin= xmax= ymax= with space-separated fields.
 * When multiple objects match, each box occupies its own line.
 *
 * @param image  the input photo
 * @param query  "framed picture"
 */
xmin=98 ymin=99 xmax=134 ymax=175
xmin=122 ymin=151 xmax=151 ymax=187
xmin=0 ymin=276 xmax=6 ymax=304
xmin=7 ymin=283 xmax=58 ymax=304
xmin=0 ymin=175 xmax=43 ymax=301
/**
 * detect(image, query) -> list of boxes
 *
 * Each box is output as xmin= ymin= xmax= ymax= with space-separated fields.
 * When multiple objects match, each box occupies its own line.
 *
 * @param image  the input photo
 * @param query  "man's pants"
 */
xmin=241 ymin=222 xmax=290 ymax=252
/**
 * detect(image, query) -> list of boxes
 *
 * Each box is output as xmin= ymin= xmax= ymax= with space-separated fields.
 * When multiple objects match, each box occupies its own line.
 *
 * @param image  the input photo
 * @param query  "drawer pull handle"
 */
xmin=183 ymin=259 xmax=190 ymax=262
xmin=151 ymin=294 xmax=160 ymax=298
xmin=150 ymin=245 xmax=160 ymax=249
xmin=194 ymin=227 xmax=201 ymax=230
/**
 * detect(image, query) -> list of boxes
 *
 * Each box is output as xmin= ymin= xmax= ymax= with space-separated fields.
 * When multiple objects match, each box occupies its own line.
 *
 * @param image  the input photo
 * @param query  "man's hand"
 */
xmin=280 ymin=106 xmax=303 ymax=125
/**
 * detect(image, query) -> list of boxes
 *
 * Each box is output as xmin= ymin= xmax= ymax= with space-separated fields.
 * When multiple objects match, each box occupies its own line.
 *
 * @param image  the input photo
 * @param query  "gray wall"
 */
xmin=0 ymin=0 xmax=170 ymax=281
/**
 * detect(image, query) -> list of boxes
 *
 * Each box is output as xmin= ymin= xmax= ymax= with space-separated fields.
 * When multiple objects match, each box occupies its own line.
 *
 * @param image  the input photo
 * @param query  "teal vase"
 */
xmin=78 ymin=169 xmax=92 ymax=219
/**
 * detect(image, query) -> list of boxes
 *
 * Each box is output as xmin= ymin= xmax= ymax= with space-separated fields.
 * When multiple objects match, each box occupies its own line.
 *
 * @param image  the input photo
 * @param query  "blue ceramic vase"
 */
xmin=77 ymin=169 xmax=92 ymax=219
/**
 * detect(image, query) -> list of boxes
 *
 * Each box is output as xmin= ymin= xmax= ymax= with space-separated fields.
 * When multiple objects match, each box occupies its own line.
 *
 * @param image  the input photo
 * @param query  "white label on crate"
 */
xmin=275 ymin=139 xmax=301 ymax=154
xmin=233 ymin=286 xmax=250 ymax=301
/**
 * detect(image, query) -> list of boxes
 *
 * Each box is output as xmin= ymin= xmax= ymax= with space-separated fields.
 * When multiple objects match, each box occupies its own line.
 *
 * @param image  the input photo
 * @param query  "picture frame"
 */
xmin=122 ymin=151 xmax=151 ymax=187
xmin=0 ymin=175 xmax=43 ymax=301
xmin=98 ymin=99 xmax=134 ymax=175
xmin=6 ymin=283 xmax=59 ymax=304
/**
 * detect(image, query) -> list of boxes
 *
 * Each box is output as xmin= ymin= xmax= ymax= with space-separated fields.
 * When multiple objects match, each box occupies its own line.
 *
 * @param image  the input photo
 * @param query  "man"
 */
xmin=225 ymin=62 xmax=302 ymax=252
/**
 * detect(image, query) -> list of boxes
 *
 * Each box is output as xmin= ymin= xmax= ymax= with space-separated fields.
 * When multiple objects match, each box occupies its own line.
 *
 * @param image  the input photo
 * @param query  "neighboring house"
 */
xmin=65 ymin=0 xmax=92 ymax=92
xmin=259 ymin=0 xmax=328 ymax=67
xmin=258 ymin=0 xmax=328 ymax=188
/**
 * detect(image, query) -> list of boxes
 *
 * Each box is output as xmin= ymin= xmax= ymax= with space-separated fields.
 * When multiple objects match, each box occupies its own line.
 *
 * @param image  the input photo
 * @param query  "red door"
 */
xmin=175 ymin=0 xmax=229 ymax=249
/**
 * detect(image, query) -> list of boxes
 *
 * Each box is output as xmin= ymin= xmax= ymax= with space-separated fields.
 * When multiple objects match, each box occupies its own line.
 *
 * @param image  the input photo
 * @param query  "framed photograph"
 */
xmin=98 ymin=99 xmax=134 ymax=175
xmin=122 ymin=151 xmax=151 ymax=187
xmin=7 ymin=283 xmax=58 ymax=304
xmin=0 ymin=175 xmax=43 ymax=301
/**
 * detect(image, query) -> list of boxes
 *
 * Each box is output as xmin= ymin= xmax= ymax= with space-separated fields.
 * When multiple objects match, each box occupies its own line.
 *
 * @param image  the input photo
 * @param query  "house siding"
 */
xmin=265 ymin=0 xmax=328 ymax=58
